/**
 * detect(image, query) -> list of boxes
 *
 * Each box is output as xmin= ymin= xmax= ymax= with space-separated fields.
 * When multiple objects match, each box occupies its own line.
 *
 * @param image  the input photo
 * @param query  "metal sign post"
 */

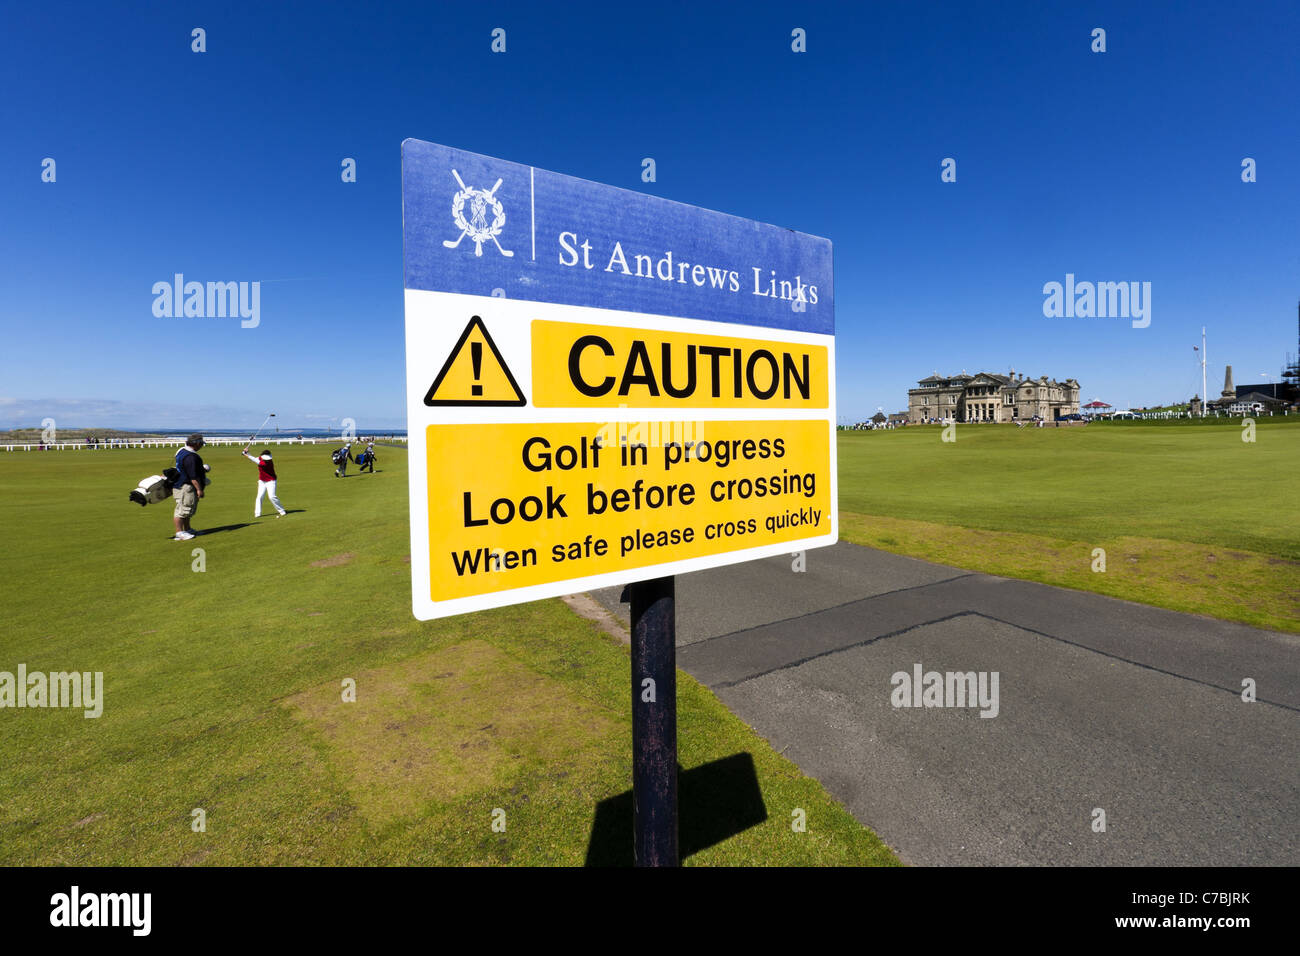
xmin=630 ymin=576 xmax=678 ymax=866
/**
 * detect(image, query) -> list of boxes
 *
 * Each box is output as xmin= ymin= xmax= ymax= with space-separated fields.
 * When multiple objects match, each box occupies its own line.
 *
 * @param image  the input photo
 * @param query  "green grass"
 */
xmin=837 ymin=419 xmax=1300 ymax=631
xmin=0 ymin=444 xmax=897 ymax=866
xmin=11 ymin=417 xmax=1290 ymax=864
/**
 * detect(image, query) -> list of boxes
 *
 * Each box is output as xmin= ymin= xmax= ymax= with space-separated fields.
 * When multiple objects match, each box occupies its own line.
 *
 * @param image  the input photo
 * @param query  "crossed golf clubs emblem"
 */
xmin=443 ymin=169 xmax=514 ymax=258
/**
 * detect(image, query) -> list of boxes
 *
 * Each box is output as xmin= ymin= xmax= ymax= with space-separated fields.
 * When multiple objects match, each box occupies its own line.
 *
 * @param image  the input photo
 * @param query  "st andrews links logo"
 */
xmin=443 ymin=169 xmax=513 ymax=258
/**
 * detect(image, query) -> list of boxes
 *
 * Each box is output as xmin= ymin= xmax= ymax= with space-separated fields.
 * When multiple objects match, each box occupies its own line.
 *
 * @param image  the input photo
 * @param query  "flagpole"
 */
xmin=1201 ymin=327 xmax=1207 ymax=418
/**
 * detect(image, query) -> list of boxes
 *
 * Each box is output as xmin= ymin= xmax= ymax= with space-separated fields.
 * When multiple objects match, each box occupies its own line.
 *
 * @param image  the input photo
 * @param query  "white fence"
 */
xmin=2 ymin=437 xmax=409 ymax=453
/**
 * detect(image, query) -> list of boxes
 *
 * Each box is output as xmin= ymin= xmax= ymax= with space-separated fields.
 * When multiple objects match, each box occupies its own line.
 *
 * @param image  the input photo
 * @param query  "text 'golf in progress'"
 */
xmin=428 ymin=420 xmax=830 ymax=600
xmin=403 ymin=138 xmax=836 ymax=620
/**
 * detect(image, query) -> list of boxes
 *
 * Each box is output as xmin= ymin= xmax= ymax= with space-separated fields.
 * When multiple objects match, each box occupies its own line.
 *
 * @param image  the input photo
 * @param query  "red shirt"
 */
xmin=247 ymin=454 xmax=277 ymax=481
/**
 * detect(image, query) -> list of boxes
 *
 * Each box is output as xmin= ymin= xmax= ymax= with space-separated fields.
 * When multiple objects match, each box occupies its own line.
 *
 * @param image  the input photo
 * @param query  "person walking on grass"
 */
xmin=359 ymin=440 xmax=376 ymax=473
xmin=334 ymin=441 xmax=353 ymax=478
xmin=242 ymin=445 xmax=287 ymax=518
xmin=171 ymin=433 xmax=206 ymax=541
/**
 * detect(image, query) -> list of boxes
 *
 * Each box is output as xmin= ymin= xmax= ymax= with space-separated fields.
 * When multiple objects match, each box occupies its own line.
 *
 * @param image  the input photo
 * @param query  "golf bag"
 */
xmin=331 ymin=449 xmax=346 ymax=465
xmin=129 ymin=475 xmax=172 ymax=507
xmin=355 ymin=451 xmax=369 ymax=467
xmin=131 ymin=463 xmax=209 ymax=506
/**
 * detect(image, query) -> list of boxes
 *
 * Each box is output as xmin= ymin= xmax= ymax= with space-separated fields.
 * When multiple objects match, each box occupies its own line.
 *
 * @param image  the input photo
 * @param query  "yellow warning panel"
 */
xmin=424 ymin=315 xmax=525 ymax=406
xmin=425 ymin=419 xmax=831 ymax=600
xmin=531 ymin=320 xmax=829 ymax=409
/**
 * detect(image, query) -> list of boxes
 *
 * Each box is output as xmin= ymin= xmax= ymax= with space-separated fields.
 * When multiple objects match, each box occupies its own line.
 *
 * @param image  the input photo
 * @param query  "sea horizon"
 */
xmin=1 ymin=426 xmax=408 ymax=437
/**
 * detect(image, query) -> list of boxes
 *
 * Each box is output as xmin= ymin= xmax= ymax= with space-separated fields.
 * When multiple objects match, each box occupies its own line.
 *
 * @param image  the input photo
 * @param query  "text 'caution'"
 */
xmin=532 ymin=320 xmax=828 ymax=409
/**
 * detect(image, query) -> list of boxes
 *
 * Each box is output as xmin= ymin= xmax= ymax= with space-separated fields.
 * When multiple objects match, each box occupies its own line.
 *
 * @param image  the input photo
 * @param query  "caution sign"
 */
xmin=424 ymin=316 xmax=525 ymax=406
xmin=403 ymin=139 xmax=835 ymax=620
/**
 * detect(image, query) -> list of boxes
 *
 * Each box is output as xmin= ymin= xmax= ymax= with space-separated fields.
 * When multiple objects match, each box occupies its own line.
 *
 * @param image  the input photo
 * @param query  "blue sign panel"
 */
xmin=402 ymin=139 xmax=833 ymax=335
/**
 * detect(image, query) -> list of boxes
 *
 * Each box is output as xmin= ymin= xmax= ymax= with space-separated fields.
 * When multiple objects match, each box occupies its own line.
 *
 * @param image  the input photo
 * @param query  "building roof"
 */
xmin=1236 ymin=383 xmax=1286 ymax=399
xmin=913 ymin=370 xmax=1081 ymax=390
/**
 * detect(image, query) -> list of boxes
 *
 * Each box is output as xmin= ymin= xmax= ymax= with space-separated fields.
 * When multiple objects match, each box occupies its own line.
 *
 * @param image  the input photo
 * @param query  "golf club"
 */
xmin=247 ymin=412 xmax=276 ymax=447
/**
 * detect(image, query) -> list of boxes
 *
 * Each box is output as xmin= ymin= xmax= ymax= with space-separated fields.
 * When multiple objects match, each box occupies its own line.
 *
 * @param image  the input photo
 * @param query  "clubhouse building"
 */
xmin=908 ymin=370 xmax=1081 ymax=423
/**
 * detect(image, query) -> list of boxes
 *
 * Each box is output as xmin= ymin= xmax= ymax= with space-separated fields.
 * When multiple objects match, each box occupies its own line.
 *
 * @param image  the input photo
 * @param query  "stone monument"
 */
xmin=1220 ymin=365 xmax=1236 ymax=401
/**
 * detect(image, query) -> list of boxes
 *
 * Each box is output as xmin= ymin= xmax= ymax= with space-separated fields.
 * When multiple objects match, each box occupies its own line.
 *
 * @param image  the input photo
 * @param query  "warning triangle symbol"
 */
xmin=423 ymin=315 xmax=526 ymax=406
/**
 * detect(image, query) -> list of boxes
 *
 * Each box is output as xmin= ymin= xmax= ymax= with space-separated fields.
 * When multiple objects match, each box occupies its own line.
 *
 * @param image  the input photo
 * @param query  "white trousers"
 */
xmin=255 ymin=479 xmax=285 ymax=517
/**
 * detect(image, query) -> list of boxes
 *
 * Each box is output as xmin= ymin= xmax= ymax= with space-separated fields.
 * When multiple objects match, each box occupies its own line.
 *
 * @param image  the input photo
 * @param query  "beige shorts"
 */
xmin=173 ymin=484 xmax=198 ymax=518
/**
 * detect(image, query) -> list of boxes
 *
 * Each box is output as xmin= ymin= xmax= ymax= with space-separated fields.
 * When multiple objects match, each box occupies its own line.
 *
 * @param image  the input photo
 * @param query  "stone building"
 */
xmin=907 ymin=370 xmax=1081 ymax=423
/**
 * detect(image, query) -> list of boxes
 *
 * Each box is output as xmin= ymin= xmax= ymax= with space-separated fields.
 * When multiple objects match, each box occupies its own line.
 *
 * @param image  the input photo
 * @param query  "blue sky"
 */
xmin=2 ymin=0 xmax=1297 ymax=429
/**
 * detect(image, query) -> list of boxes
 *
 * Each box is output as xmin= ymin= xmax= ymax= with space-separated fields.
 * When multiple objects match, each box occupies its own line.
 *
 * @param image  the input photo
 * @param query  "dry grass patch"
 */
xmin=285 ymin=641 xmax=618 ymax=826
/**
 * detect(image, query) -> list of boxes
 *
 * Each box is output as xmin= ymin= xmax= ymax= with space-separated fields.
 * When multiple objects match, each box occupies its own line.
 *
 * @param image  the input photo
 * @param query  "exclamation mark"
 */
xmin=471 ymin=341 xmax=483 ymax=396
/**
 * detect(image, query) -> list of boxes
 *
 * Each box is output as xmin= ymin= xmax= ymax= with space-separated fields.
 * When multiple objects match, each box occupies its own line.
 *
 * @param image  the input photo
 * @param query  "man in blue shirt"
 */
xmin=172 ymin=434 xmax=207 ymax=541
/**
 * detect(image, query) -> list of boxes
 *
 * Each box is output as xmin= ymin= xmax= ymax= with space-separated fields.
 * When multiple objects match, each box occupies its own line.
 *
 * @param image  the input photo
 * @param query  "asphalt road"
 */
xmin=589 ymin=542 xmax=1300 ymax=865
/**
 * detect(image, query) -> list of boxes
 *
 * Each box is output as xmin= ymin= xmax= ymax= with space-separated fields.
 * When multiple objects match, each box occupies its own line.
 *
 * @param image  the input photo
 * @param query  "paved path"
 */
xmin=589 ymin=542 xmax=1300 ymax=865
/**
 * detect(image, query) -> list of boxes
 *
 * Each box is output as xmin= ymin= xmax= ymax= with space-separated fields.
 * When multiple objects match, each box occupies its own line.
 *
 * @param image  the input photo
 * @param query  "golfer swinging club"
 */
xmin=242 ymin=445 xmax=287 ymax=518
